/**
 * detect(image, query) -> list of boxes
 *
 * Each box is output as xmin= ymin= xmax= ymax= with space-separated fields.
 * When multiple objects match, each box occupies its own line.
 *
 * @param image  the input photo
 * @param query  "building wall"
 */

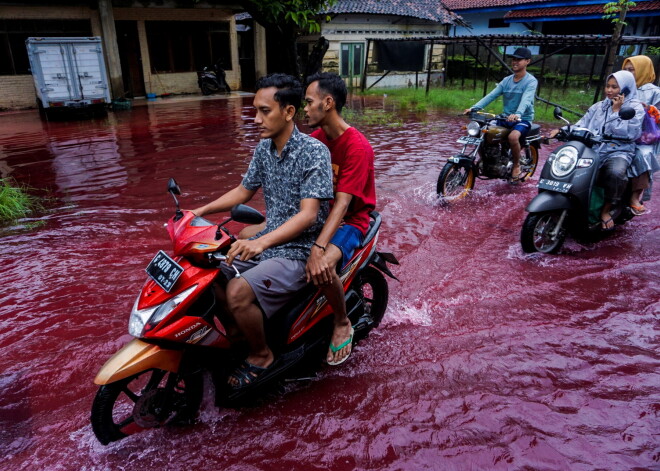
xmin=451 ymin=12 xmax=541 ymax=55
xmin=0 ymin=4 xmax=240 ymax=110
xmin=315 ymin=14 xmax=448 ymax=89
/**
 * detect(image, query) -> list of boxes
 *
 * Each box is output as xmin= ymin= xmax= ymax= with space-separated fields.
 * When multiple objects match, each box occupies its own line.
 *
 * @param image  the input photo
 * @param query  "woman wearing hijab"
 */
xmin=622 ymin=55 xmax=660 ymax=215
xmin=549 ymin=70 xmax=644 ymax=229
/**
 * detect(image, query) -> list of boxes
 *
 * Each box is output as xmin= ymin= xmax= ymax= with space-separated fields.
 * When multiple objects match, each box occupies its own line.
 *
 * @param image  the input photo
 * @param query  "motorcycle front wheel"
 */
xmin=520 ymin=211 xmax=566 ymax=254
xmin=91 ymin=369 xmax=203 ymax=445
xmin=437 ymin=162 xmax=475 ymax=200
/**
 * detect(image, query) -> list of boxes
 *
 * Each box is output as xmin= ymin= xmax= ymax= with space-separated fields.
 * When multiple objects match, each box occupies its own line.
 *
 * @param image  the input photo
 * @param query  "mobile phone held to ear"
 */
xmin=621 ymin=86 xmax=630 ymax=97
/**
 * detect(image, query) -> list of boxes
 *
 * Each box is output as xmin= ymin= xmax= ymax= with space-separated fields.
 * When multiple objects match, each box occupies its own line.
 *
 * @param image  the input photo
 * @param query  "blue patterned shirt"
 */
xmin=242 ymin=126 xmax=333 ymax=261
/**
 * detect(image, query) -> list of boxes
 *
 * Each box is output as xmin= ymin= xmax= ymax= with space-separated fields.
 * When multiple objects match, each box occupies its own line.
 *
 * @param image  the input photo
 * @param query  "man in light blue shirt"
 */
xmin=465 ymin=47 xmax=538 ymax=182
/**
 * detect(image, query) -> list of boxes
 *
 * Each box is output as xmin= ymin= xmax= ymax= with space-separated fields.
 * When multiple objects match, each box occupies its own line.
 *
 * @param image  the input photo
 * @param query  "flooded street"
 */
xmin=1 ymin=95 xmax=658 ymax=470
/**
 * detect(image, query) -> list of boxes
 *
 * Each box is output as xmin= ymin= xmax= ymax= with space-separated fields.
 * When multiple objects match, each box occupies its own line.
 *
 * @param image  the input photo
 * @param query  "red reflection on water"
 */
xmin=0 ymin=96 xmax=658 ymax=470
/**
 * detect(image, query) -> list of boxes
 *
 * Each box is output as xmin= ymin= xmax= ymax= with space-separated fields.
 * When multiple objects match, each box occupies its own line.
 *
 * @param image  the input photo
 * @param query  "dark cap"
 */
xmin=508 ymin=47 xmax=532 ymax=60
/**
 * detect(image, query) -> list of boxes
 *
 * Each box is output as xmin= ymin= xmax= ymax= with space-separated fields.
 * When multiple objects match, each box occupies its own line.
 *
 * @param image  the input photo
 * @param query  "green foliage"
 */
xmin=0 ymin=178 xmax=43 ymax=224
xmin=646 ymin=46 xmax=660 ymax=56
xmin=602 ymin=0 xmax=636 ymax=25
xmin=247 ymin=0 xmax=336 ymax=33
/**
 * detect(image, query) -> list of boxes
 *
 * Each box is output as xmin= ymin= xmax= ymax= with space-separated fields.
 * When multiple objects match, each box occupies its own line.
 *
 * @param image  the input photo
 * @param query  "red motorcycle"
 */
xmin=91 ymin=178 xmax=398 ymax=445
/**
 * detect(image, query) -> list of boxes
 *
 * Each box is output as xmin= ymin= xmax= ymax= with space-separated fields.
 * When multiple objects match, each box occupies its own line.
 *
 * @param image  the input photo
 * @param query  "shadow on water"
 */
xmin=0 ymin=95 xmax=658 ymax=470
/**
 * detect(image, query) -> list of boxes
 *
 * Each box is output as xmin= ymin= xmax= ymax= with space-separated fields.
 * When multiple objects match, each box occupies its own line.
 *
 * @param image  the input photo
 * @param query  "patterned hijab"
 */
xmin=621 ymin=55 xmax=656 ymax=87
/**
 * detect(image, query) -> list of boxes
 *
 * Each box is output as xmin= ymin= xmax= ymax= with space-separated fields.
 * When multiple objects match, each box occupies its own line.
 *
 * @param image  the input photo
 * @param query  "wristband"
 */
xmin=313 ymin=242 xmax=326 ymax=252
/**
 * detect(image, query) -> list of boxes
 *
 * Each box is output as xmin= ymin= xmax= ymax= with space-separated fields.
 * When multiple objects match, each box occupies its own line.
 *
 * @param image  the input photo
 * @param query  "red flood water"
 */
xmin=0 ymin=95 xmax=658 ymax=470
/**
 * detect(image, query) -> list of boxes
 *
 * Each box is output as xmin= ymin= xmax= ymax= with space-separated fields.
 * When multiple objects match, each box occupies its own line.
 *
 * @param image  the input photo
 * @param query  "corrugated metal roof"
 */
xmin=326 ymin=0 xmax=463 ymax=24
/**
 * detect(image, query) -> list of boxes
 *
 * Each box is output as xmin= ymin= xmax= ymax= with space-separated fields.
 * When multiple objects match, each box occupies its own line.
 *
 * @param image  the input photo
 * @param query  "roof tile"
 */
xmin=326 ymin=0 xmax=462 ymax=24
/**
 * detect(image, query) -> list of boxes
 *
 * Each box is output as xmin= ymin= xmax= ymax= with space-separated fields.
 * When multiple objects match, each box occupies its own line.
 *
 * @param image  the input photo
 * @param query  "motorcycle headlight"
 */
xmin=467 ymin=121 xmax=481 ymax=137
xmin=551 ymin=146 xmax=578 ymax=178
xmin=128 ymin=285 xmax=197 ymax=337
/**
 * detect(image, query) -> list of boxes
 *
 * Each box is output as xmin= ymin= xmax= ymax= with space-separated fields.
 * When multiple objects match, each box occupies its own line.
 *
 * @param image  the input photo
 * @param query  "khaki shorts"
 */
xmin=220 ymin=257 xmax=307 ymax=318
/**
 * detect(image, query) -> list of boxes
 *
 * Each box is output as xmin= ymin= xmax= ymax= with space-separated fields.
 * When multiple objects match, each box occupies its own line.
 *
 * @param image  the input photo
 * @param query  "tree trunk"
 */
xmin=604 ymin=5 xmax=629 ymax=78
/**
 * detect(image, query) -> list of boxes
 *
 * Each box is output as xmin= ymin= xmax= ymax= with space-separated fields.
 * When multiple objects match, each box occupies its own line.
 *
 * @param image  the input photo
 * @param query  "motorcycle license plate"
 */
xmin=457 ymin=136 xmax=481 ymax=145
xmin=145 ymin=251 xmax=184 ymax=292
xmin=538 ymin=178 xmax=573 ymax=193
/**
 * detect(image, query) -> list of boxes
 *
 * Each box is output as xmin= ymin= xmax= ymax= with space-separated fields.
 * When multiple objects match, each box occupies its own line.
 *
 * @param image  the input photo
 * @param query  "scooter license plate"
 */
xmin=538 ymin=178 xmax=573 ymax=193
xmin=457 ymin=136 xmax=481 ymax=145
xmin=145 ymin=250 xmax=184 ymax=293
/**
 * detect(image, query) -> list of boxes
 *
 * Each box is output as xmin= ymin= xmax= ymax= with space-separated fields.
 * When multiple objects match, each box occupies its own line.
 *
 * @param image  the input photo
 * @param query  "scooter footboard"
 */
xmin=94 ymin=339 xmax=182 ymax=385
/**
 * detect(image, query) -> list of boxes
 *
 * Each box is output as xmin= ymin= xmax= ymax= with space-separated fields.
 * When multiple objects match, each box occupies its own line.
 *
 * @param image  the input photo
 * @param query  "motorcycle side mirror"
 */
xmin=619 ymin=107 xmax=635 ymax=120
xmin=231 ymin=204 xmax=265 ymax=224
xmin=167 ymin=178 xmax=181 ymax=195
xmin=167 ymin=178 xmax=183 ymax=221
xmin=553 ymin=106 xmax=563 ymax=119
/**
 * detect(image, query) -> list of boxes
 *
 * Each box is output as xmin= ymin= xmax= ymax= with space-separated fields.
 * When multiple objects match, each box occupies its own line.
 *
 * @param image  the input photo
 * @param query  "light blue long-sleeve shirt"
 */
xmin=472 ymin=73 xmax=538 ymax=121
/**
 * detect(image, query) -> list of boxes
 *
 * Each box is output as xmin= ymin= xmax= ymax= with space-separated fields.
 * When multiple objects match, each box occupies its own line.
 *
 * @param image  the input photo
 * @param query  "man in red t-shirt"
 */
xmin=304 ymin=72 xmax=376 ymax=366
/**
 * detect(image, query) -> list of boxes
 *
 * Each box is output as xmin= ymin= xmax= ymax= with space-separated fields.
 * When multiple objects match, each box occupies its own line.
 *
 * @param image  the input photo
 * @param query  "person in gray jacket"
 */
xmin=550 ymin=70 xmax=644 ymax=230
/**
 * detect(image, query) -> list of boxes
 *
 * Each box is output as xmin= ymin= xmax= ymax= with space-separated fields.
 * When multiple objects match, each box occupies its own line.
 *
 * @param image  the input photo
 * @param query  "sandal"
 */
xmin=630 ymin=204 xmax=646 ymax=216
xmin=228 ymin=360 xmax=271 ymax=390
xmin=327 ymin=326 xmax=354 ymax=366
xmin=509 ymin=172 xmax=524 ymax=184
xmin=601 ymin=216 xmax=615 ymax=231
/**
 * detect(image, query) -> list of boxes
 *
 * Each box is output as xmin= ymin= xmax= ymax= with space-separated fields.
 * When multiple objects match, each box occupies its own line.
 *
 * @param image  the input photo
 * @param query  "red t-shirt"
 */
xmin=310 ymin=127 xmax=376 ymax=235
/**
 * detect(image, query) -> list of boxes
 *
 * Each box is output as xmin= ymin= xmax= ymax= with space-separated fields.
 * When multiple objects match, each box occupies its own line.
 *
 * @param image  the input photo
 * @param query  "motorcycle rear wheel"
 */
xmin=200 ymin=81 xmax=219 ymax=96
xmin=437 ymin=162 xmax=475 ymax=200
xmin=519 ymin=146 xmax=539 ymax=180
xmin=352 ymin=266 xmax=389 ymax=340
xmin=91 ymin=369 xmax=203 ymax=445
xmin=521 ymin=211 xmax=566 ymax=254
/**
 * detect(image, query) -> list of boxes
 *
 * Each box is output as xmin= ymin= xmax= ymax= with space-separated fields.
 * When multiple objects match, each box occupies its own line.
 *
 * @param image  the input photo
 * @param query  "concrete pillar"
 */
xmin=97 ymin=0 xmax=123 ymax=99
xmin=136 ymin=20 xmax=153 ymax=95
xmin=254 ymin=23 xmax=267 ymax=79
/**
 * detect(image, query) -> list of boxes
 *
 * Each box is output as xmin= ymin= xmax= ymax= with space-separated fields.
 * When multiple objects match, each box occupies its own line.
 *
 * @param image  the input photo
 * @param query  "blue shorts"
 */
xmin=495 ymin=118 xmax=532 ymax=137
xmin=329 ymin=224 xmax=364 ymax=269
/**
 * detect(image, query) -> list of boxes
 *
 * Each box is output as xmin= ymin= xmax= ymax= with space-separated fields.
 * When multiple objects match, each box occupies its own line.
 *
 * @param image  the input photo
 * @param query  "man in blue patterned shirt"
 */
xmin=193 ymin=74 xmax=333 ymax=388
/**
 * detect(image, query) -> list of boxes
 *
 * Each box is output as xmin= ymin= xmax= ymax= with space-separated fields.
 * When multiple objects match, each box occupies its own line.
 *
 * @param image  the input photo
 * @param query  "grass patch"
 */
xmin=359 ymin=83 xmax=597 ymax=124
xmin=342 ymin=107 xmax=403 ymax=127
xmin=0 ymin=178 xmax=44 ymax=224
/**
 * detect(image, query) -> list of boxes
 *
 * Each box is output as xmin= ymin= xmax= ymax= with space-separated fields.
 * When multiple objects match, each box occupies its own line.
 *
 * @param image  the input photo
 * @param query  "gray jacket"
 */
xmin=573 ymin=71 xmax=644 ymax=164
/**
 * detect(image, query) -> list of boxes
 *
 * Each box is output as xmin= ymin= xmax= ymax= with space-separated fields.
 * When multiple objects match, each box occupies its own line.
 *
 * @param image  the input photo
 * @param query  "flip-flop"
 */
xmin=630 ymin=204 xmax=646 ymax=216
xmin=228 ymin=360 xmax=271 ymax=390
xmin=327 ymin=326 xmax=354 ymax=366
xmin=601 ymin=216 xmax=615 ymax=231
xmin=509 ymin=173 xmax=524 ymax=184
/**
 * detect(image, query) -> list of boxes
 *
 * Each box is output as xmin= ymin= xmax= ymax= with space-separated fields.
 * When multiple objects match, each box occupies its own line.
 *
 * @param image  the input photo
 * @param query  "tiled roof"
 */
xmin=504 ymin=1 xmax=660 ymax=18
xmin=326 ymin=0 xmax=463 ymax=24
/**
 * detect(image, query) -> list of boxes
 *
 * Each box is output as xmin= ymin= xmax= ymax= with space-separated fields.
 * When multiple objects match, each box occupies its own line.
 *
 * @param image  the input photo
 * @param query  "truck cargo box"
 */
xmin=26 ymin=37 xmax=111 ymax=119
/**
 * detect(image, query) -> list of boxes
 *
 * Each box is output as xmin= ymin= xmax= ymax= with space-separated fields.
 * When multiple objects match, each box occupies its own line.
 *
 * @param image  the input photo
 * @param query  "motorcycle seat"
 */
xmin=359 ymin=211 xmax=381 ymax=249
xmin=527 ymin=124 xmax=541 ymax=137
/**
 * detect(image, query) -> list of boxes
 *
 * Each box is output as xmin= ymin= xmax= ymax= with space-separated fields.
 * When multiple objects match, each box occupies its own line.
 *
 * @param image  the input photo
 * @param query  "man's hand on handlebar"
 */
xmin=226 ymin=238 xmax=265 ymax=265
xmin=463 ymin=108 xmax=474 ymax=115
xmin=506 ymin=114 xmax=521 ymax=122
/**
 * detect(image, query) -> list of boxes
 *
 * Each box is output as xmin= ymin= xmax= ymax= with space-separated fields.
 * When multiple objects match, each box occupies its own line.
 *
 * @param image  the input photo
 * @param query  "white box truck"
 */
xmin=26 ymin=37 xmax=111 ymax=119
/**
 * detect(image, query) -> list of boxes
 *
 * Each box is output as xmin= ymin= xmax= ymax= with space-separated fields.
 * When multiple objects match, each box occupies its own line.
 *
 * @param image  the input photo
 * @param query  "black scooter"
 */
xmin=198 ymin=61 xmax=231 ymax=95
xmin=520 ymin=106 xmax=636 ymax=254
